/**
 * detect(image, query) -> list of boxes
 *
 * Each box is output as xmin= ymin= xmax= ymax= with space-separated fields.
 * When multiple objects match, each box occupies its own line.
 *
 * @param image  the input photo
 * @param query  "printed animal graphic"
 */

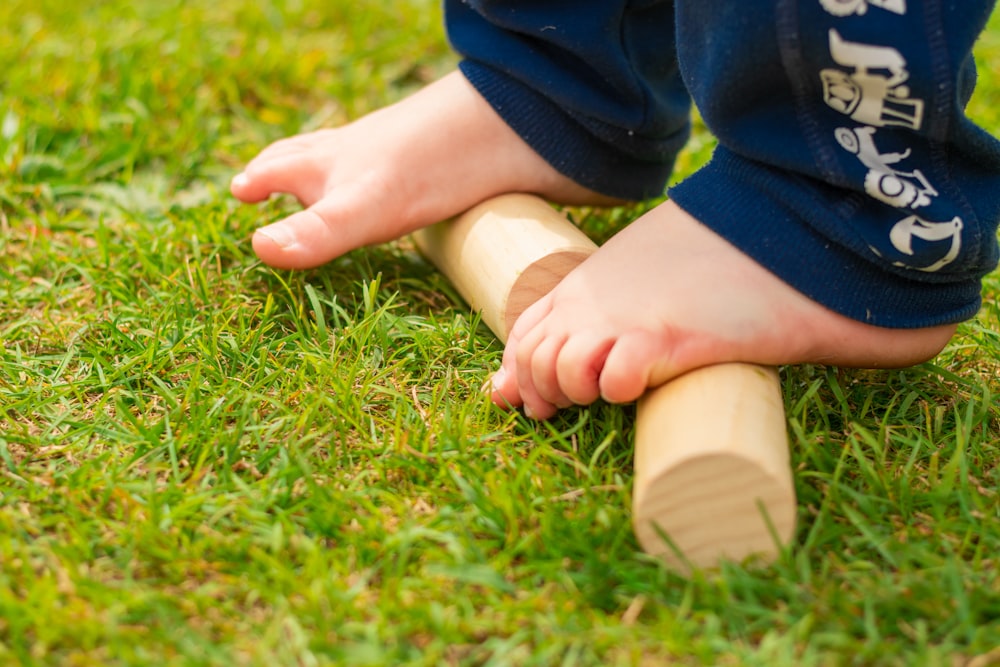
xmin=835 ymin=126 xmax=937 ymax=209
xmin=821 ymin=30 xmax=923 ymax=130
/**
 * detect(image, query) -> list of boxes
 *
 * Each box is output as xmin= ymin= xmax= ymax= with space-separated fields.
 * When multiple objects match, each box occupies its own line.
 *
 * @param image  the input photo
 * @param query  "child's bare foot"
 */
xmin=490 ymin=201 xmax=957 ymax=419
xmin=231 ymin=71 xmax=620 ymax=269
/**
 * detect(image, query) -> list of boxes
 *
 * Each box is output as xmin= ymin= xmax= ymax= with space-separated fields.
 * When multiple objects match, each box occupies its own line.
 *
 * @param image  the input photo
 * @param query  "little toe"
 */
xmin=488 ymin=364 xmax=522 ymax=410
xmin=490 ymin=294 xmax=555 ymax=409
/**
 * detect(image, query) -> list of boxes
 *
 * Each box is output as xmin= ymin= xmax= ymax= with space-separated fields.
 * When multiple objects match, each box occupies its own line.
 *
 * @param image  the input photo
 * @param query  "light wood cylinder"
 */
xmin=413 ymin=193 xmax=796 ymax=570
xmin=413 ymin=194 xmax=597 ymax=343
xmin=633 ymin=364 xmax=796 ymax=569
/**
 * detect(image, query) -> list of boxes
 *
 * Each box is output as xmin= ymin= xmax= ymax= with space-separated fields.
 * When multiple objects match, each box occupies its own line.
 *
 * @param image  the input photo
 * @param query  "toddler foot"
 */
xmin=490 ymin=201 xmax=957 ymax=419
xmin=231 ymin=71 xmax=619 ymax=269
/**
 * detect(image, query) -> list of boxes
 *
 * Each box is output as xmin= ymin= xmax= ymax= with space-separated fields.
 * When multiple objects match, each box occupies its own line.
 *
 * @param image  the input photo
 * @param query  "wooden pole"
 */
xmin=412 ymin=194 xmax=796 ymax=570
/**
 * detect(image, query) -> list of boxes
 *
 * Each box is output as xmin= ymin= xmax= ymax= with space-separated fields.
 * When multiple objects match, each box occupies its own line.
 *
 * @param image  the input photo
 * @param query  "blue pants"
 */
xmin=446 ymin=0 xmax=1000 ymax=328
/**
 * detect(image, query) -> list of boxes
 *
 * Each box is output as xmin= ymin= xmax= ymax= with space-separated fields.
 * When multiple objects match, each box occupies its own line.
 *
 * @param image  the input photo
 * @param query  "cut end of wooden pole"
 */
xmin=505 ymin=249 xmax=594 ymax=335
xmin=631 ymin=363 xmax=796 ymax=571
xmin=632 ymin=451 xmax=797 ymax=570
xmin=411 ymin=193 xmax=597 ymax=344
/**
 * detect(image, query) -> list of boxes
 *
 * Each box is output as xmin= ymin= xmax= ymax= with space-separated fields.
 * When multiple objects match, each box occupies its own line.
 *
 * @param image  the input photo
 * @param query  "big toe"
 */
xmin=252 ymin=183 xmax=378 ymax=269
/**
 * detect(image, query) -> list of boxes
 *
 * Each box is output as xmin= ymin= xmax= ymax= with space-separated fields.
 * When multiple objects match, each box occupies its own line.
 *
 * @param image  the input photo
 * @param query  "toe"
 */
xmin=530 ymin=333 xmax=573 ymax=409
xmin=252 ymin=181 xmax=375 ymax=269
xmin=490 ymin=294 xmax=554 ymax=408
xmin=514 ymin=327 xmax=561 ymax=420
xmin=232 ymin=154 xmax=327 ymax=205
xmin=489 ymin=345 xmax=559 ymax=420
xmin=251 ymin=209 xmax=324 ymax=268
xmin=488 ymin=364 xmax=521 ymax=410
xmin=598 ymin=330 xmax=675 ymax=404
xmin=490 ymin=296 xmax=563 ymax=419
xmin=517 ymin=375 xmax=559 ymax=420
xmin=230 ymin=170 xmax=271 ymax=203
xmin=555 ymin=332 xmax=614 ymax=406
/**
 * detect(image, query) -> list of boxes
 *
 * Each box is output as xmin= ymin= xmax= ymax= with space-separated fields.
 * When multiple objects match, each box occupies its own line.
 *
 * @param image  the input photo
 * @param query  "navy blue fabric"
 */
xmin=445 ymin=0 xmax=1000 ymax=328
xmin=446 ymin=0 xmax=692 ymax=200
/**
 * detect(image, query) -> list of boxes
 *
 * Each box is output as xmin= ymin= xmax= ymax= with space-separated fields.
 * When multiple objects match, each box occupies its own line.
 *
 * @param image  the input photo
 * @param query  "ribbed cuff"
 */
xmin=459 ymin=60 xmax=676 ymax=201
xmin=669 ymin=147 xmax=982 ymax=328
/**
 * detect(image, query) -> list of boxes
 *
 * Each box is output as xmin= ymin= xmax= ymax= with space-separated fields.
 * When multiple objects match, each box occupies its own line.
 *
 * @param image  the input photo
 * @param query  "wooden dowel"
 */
xmin=412 ymin=194 xmax=597 ymax=343
xmin=412 ymin=193 xmax=796 ymax=570
xmin=633 ymin=363 xmax=795 ymax=569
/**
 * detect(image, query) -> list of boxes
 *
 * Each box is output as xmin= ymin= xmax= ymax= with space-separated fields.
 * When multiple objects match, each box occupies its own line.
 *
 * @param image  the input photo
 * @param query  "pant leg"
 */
xmin=445 ymin=0 xmax=691 ymax=201
xmin=668 ymin=0 xmax=1000 ymax=327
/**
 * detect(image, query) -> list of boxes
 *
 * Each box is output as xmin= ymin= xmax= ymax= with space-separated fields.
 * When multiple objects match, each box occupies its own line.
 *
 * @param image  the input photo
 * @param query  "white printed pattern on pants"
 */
xmin=818 ymin=8 xmax=962 ymax=273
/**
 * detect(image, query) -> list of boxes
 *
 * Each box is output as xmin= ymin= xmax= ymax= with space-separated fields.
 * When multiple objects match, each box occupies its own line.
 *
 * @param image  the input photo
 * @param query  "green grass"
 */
xmin=2 ymin=1 xmax=1000 ymax=665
